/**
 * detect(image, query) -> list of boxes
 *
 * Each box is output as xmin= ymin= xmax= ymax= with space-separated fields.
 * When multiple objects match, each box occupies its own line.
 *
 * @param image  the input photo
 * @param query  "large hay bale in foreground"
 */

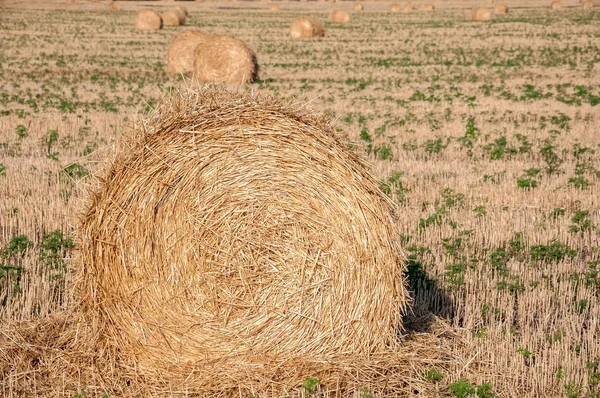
xmin=193 ymin=35 xmax=257 ymax=85
xmin=550 ymin=0 xmax=562 ymax=9
xmin=494 ymin=3 xmax=508 ymax=13
xmin=329 ymin=9 xmax=351 ymax=23
xmin=583 ymin=0 xmax=594 ymax=9
xmin=135 ymin=9 xmax=162 ymax=30
xmin=388 ymin=3 xmax=401 ymax=12
xmin=167 ymin=29 xmax=208 ymax=74
xmin=471 ymin=7 xmax=491 ymax=21
xmin=290 ymin=16 xmax=325 ymax=39
xmin=76 ymin=88 xmax=409 ymax=389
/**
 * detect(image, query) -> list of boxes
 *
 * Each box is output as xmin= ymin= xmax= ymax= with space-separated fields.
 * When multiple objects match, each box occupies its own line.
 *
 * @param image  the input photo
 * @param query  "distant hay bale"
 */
xmin=471 ymin=7 xmax=491 ymax=21
xmin=550 ymin=1 xmax=562 ymax=9
xmin=107 ymin=1 xmax=120 ymax=10
xmin=402 ymin=3 xmax=413 ymax=12
xmin=582 ymin=0 xmax=594 ymax=9
xmin=193 ymin=35 xmax=258 ymax=85
xmin=388 ymin=3 xmax=401 ymax=12
xmin=167 ymin=30 xmax=208 ymax=74
xmin=329 ymin=9 xmax=350 ymax=23
xmin=353 ymin=2 xmax=364 ymax=11
xmin=176 ymin=6 xmax=189 ymax=16
xmin=289 ymin=16 xmax=325 ymax=39
xmin=417 ymin=3 xmax=434 ymax=10
xmin=76 ymin=88 xmax=408 ymax=388
xmin=163 ymin=8 xmax=186 ymax=26
xmin=494 ymin=3 xmax=508 ymax=13
xmin=135 ymin=9 xmax=163 ymax=30
xmin=270 ymin=3 xmax=280 ymax=10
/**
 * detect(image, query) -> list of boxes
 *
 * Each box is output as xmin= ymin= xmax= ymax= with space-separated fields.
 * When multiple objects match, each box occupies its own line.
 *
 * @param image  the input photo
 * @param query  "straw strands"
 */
xmin=166 ymin=30 xmax=207 ymax=74
xmin=135 ymin=9 xmax=162 ymax=31
xmin=471 ymin=7 xmax=491 ymax=21
xmin=193 ymin=35 xmax=257 ymax=85
xmin=329 ymin=9 xmax=351 ymax=24
xmin=289 ymin=16 xmax=325 ymax=39
xmin=71 ymin=88 xmax=411 ymax=393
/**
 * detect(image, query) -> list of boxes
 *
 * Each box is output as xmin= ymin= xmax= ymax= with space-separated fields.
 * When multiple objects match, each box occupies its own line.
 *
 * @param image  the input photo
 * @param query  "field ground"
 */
xmin=0 ymin=0 xmax=599 ymax=396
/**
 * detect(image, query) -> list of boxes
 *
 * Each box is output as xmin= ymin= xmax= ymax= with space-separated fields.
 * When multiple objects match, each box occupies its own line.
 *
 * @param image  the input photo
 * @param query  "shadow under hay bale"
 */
xmin=166 ymin=29 xmax=208 ymax=75
xmin=193 ymin=35 xmax=257 ymax=85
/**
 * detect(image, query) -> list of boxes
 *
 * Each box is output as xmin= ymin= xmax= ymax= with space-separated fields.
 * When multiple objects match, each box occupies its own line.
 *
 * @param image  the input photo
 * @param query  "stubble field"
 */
xmin=0 ymin=0 xmax=599 ymax=396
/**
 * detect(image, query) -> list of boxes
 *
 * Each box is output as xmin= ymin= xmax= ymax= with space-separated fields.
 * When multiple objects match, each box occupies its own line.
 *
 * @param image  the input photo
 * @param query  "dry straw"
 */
xmin=193 ymin=35 xmax=258 ymax=85
xmin=550 ymin=0 xmax=562 ymax=9
xmin=166 ymin=30 xmax=208 ymax=74
xmin=471 ymin=7 xmax=491 ymax=21
xmin=583 ymin=0 xmax=594 ymax=9
xmin=388 ymin=3 xmax=401 ymax=12
xmin=289 ymin=16 xmax=325 ymax=39
xmin=417 ymin=3 xmax=434 ymax=10
xmin=403 ymin=3 xmax=413 ymax=12
xmin=329 ymin=9 xmax=351 ymax=23
xmin=353 ymin=2 xmax=364 ymax=11
xmin=107 ymin=1 xmax=120 ymax=10
xmin=163 ymin=8 xmax=186 ymax=26
xmin=135 ymin=9 xmax=163 ymax=31
xmin=72 ymin=87 xmax=410 ymax=393
xmin=270 ymin=3 xmax=280 ymax=10
xmin=494 ymin=3 xmax=508 ymax=13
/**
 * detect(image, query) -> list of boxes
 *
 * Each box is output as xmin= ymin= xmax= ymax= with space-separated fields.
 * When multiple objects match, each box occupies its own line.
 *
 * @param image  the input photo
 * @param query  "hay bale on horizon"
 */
xmin=163 ymin=8 xmax=186 ymax=26
xmin=550 ymin=1 xmax=562 ymax=9
xmin=417 ymin=3 xmax=434 ymax=10
xmin=107 ymin=1 xmax=120 ymax=10
xmin=402 ymin=3 xmax=413 ymax=12
xmin=193 ymin=35 xmax=257 ymax=85
xmin=135 ymin=9 xmax=163 ymax=30
xmin=494 ymin=3 xmax=508 ymax=13
xmin=290 ymin=16 xmax=325 ymax=39
xmin=582 ymin=0 xmax=594 ymax=9
xmin=353 ymin=2 xmax=364 ymax=11
xmin=329 ymin=9 xmax=350 ymax=23
xmin=167 ymin=30 xmax=207 ymax=74
xmin=471 ymin=7 xmax=491 ymax=21
xmin=388 ymin=3 xmax=401 ymax=12
xmin=75 ymin=88 xmax=409 ymax=389
xmin=270 ymin=3 xmax=280 ymax=10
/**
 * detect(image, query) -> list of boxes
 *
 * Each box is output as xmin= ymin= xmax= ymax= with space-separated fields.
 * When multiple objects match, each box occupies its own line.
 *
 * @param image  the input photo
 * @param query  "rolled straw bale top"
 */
xmin=471 ymin=7 xmax=491 ymax=21
xmin=550 ymin=0 xmax=562 ymax=9
xmin=193 ymin=35 xmax=257 ymax=85
xmin=290 ymin=16 xmax=325 ymax=39
xmin=329 ymin=9 xmax=351 ymax=23
xmin=167 ymin=29 xmax=208 ymax=74
xmin=583 ymin=0 xmax=594 ymax=9
xmin=417 ymin=3 xmax=434 ymax=10
xmin=388 ymin=3 xmax=401 ymax=12
xmin=494 ymin=3 xmax=508 ymax=13
xmin=135 ymin=9 xmax=162 ymax=30
xmin=353 ymin=2 xmax=364 ymax=11
xmin=76 ymin=88 xmax=409 ymax=383
xmin=163 ymin=8 xmax=186 ymax=26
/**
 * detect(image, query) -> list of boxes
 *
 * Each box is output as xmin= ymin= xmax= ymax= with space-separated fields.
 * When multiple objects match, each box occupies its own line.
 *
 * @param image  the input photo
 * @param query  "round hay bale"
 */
xmin=583 ymin=0 xmax=594 ymax=9
xmin=136 ymin=9 xmax=163 ymax=30
xmin=417 ymin=3 xmax=434 ymax=10
xmin=402 ymin=3 xmax=413 ymax=12
xmin=270 ymin=3 xmax=280 ymax=10
xmin=167 ymin=29 xmax=208 ymax=74
xmin=471 ymin=7 xmax=491 ymax=21
xmin=289 ymin=16 xmax=325 ymax=39
xmin=193 ymin=35 xmax=258 ymax=85
xmin=176 ymin=6 xmax=189 ymax=16
xmin=353 ymin=2 xmax=364 ymax=11
xmin=494 ymin=3 xmax=508 ymax=13
xmin=388 ymin=3 xmax=401 ymax=12
xmin=76 ymin=88 xmax=408 ymax=384
xmin=107 ymin=1 xmax=120 ymax=10
xmin=163 ymin=8 xmax=186 ymax=26
xmin=550 ymin=1 xmax=562 ymax=9
xmin=329 ymin=9 xmax=350 ymax=23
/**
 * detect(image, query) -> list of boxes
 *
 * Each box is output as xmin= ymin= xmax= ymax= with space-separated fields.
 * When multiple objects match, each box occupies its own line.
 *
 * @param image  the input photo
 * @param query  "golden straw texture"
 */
xmin=135 ymin=9 xmax=162 ymax=31
xmin=193 ymin=35 xmax=258 ymax=85
xmin=494 ymin=3 xmax=508 ymax=14
xmin=471 ymin=7 xmax=491 ymax=21
xmin=74 ymin=88 xmax=410 ymax=393
xmin=166 ymin=30 xmax=208 ymax=75
xmin=289 ymin=16 xmax=325 ymax=39
xmin=329 ymin=9 xmax=351 ymax=24
xmin=353 ymin=2 xmax=364 ymax=11
xmin=388 ymin=3 xmax=401 ymax=12
xmin=550 ymin=0 xmax=562 ymax=9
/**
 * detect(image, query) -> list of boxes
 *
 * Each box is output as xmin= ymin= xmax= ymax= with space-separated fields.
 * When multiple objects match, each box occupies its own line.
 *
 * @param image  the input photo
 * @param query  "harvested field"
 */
xmin=0 ymin=0 xmax=599 ymax=397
